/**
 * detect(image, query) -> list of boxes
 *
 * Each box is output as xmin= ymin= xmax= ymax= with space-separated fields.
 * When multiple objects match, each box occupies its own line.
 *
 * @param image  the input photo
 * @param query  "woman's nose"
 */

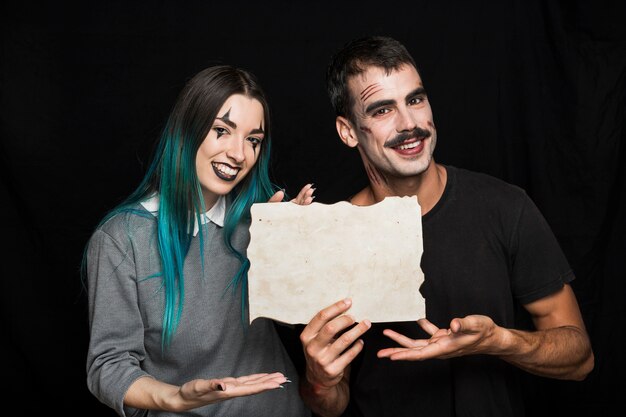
xmin=226 ymin=138 xmax=245 ymax=163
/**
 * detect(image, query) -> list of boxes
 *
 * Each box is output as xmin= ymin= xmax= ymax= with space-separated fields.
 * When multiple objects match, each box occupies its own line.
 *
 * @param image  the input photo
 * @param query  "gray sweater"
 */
xmin=86 ymin=204 xmax=310 ymax=417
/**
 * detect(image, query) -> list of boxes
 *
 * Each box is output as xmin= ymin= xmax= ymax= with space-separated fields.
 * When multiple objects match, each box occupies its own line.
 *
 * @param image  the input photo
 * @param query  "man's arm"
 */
xmin=378 ymin=284 xmax=594 ymax=381
xmin=498 ymin=283 xmax=593 ymax=380
xmin=299 ymin=370 xmax=351 ymax=417
xmin=298 ymin=299 xmax=371 ymax=417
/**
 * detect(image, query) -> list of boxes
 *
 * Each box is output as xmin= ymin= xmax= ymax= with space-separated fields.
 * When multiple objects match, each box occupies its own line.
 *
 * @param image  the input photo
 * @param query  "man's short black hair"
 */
xmin=326 ymin=36 xmax=418 ymax=122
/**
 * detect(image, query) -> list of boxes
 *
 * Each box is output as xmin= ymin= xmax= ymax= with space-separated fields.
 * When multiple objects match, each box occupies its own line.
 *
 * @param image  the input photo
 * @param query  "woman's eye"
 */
xmin=214 ymin=127 xmax=228 ymax=138
xmin=248 ymin=137 xmax=262 ymax=149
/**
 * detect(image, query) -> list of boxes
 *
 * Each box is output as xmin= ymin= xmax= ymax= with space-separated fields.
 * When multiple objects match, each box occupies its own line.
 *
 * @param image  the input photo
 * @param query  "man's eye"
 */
xmin=409 ymin=97 xmax=423 ymax=105
xmin=375 ymin=108 xmax=390 ymax=116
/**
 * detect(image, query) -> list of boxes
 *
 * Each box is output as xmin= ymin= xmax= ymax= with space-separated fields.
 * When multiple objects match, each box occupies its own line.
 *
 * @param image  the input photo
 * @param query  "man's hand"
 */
xmin=378 ymin=285 xmax=593 ymax=381
xmin=298 ymin=298 xmax=371 ymax=416
xmin=377 ymin=315 xmax=499 ymax=361
xmin=300 ymin=298 xmax=371 ymax=391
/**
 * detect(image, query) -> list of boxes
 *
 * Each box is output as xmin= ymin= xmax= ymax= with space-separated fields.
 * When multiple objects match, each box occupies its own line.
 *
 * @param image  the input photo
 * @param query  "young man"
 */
xmin=298 ymin=36 xmax=594 ymax=417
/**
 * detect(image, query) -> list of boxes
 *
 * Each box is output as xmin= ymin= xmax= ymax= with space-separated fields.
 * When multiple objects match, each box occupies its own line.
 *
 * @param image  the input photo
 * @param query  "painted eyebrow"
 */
xmin=249 ymin=128 xmax=265 ymax=135
xmin=250 ymin=121 xmax=265 ymax=136
xmin=216 ymin=108 xmax=237 ymax=129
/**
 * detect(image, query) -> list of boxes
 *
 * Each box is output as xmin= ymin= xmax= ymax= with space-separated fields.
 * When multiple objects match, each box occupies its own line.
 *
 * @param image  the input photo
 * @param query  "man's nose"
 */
xmin=396 ymin=107 xmax=417 ymax=132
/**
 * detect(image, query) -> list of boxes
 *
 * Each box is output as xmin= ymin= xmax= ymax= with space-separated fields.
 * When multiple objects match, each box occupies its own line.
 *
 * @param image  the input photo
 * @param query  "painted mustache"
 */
xmin=384 ymin=127 xmax=431 ymax=148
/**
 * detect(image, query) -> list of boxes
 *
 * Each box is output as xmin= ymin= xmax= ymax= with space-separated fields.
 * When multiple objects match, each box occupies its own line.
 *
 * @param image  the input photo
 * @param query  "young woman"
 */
xmin=84 ymin=65 xmax=313 ymax=416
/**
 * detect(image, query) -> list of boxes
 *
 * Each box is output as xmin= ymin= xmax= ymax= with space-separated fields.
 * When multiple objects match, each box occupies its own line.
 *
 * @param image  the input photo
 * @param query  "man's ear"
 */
xmin=336 ymin=116 xmax=359 ymax=148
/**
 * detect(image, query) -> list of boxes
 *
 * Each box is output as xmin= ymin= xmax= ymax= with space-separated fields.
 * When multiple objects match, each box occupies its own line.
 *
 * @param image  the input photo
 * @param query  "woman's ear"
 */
xmin=336 ymin=116 xmax=359 ymax=148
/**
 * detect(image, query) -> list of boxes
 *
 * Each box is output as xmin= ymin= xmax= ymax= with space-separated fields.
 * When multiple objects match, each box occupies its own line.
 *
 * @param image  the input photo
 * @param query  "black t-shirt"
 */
xmin=343 ymin=165 xmax=574 ymax=417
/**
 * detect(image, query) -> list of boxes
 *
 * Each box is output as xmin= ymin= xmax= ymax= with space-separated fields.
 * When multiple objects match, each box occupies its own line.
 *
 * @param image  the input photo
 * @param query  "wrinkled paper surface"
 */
xmin=247 ymin=196 xmax=425 ymax=324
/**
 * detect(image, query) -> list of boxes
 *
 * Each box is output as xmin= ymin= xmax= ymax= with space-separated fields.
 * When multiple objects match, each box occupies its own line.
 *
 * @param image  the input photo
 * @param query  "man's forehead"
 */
xmin=349 ymin=66 xmax=389 ymax=90
xmin=349 ymin=65 xmax=422 ymax=101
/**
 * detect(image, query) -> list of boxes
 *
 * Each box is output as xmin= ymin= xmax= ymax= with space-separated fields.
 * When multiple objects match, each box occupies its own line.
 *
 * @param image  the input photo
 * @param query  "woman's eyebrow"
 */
xmin=216 ymin=108 xmax=237 ymax=129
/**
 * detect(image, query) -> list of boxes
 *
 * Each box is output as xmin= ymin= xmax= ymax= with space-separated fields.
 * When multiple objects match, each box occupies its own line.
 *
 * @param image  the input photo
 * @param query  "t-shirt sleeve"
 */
xmin=510 ymin=194 xmax=575 ymax=305
xmin=85 ymin=227 xmax=152 ymax=417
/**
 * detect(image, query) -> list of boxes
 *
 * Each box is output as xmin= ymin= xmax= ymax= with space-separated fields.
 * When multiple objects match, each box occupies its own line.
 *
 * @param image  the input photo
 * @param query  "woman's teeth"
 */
xmin=213 ymin=163 xmax=238 ymax=176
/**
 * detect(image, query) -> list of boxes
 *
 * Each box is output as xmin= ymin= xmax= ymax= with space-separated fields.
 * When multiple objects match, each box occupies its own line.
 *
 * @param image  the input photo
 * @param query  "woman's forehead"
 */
xmin=216 ymin=94 xmax=265 ymax=129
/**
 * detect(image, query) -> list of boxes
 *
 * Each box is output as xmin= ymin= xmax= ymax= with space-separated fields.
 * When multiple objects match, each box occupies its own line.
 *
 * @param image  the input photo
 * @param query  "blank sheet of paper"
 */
xmin=247 ymin=196 xmax=426 ymax=324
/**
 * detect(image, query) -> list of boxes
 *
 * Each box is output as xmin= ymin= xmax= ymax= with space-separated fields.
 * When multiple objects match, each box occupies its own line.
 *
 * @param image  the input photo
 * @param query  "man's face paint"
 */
xmin=347 ymin=64 xmax=437 ymax=182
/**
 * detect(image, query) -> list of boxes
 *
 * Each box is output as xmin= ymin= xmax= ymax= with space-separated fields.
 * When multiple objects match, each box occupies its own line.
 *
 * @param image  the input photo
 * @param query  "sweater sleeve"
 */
xmin=85 ymin=227 xmax=152 ymax=417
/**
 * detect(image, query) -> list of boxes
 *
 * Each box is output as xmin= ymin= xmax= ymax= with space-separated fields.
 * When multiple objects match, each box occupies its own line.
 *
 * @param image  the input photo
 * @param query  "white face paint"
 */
xmin=195 ymin=94 xmax=265 ymax=209
xmin=348 ymin=64 xmax=437 ymax=179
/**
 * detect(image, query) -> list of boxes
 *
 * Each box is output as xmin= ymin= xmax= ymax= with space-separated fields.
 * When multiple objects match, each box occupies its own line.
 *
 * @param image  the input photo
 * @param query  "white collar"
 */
xmin=140 ymin=194 xmax=225 ymax=236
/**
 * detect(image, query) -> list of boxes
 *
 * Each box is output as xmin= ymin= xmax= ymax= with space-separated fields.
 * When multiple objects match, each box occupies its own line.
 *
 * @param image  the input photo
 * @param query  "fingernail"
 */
xmin=285 ymin=379 xmax=292 ymax=383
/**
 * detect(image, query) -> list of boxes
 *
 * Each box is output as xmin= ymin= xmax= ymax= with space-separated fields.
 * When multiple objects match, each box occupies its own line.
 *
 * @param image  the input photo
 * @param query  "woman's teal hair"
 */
xmin=83 ymin=65 xmax=279 ymax=347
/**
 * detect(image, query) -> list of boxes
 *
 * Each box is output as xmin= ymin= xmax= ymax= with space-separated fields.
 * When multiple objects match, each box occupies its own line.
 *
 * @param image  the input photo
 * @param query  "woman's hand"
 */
xmin=125 ymin=372 xmax=290 ymax=412
xmin=176 ymin=372 xmax=290 ymax=409
xmin=268 ymin=183 xmax=315 ymax=205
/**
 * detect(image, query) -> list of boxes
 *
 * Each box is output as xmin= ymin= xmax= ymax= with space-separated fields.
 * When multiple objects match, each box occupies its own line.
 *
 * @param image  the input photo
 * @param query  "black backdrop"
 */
xmin=2 ymin=1 xmax=625 ymax=415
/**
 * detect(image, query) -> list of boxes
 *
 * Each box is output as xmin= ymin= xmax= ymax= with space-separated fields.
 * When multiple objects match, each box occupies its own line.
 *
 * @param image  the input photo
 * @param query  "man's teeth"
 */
xmin=214 ymin=163 xmax=238 ymax=176
xmin=397 ymin=140 xmax=421 ymax=150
